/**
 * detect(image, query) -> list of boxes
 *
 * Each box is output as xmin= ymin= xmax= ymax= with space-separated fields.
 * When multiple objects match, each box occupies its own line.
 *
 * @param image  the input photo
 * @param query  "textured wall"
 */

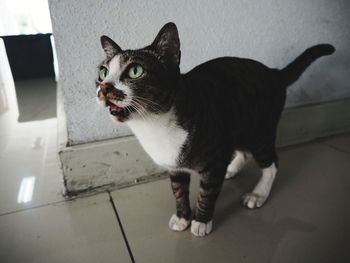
xmin=49 ymin=0 xmax=350 ymax=145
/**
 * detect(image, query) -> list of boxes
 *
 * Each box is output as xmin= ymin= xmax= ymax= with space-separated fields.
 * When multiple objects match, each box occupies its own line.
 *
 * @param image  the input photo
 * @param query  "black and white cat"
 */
xmin=96 ymin=22 xmax=335 ymax=237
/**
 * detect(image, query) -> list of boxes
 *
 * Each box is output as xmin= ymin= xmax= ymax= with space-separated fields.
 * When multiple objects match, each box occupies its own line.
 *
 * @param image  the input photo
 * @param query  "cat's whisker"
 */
xmin=132 ymin=100 xmax=156 ymax=122
xmin=129 ymin=102 xmax=148 ymax=122
xmin=131 ymin=100 xmax=156 ymax=122
xmin=132 ymin=96 xmax=164 ymax=112
xmin=131 ymin=95 xmax=160 ymax=107
xmin=70 ymin=98 xmax=105 ymax=126
xmin=132 ymin=98 xmax=163 ymax=115
xmin=131 ymin=95 xmax=161 ymax=107
xmin=85 ymin=96 xmax=99 ymax=104
xmin=133 ymin=101 xmax=150 ymax=120
xmin=78 ymin=97 xmax=101 ymax=110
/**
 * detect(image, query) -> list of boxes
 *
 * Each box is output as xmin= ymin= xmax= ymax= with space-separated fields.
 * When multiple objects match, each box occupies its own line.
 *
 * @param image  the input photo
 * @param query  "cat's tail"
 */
xmin=279 ymin=44 xmax=335 ymax=87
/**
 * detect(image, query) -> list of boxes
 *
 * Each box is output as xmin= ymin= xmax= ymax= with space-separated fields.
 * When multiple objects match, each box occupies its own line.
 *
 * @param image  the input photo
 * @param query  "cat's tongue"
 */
xmin=110 ymin=104 xmax=119 ymax=112
xmin=109 ymin=102 xmax=122 ymax=113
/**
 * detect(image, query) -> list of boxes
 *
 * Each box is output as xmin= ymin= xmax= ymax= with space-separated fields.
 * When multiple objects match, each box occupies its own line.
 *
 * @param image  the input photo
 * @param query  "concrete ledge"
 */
xmin=58 ymin=98 xmax=350 ymax=195
xmin=276 ymin=99 xmax=350 ymax=147
xmin=57 ymin=86 xmax=68 ymax=150
xmin=59 ymin=136 xmax=166 ymax=195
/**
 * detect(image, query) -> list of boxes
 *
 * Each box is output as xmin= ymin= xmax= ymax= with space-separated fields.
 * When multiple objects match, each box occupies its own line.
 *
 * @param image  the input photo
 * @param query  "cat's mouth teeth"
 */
xmin=106 ymin=100 xmax=130 ymax=119
xmin=106 ymin=100 xmax=122 ymax=115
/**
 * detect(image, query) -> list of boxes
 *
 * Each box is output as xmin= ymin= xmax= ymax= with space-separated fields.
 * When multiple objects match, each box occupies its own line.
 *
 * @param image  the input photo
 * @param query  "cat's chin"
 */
xmin=109 ymin=108 xmax=131 ymax=122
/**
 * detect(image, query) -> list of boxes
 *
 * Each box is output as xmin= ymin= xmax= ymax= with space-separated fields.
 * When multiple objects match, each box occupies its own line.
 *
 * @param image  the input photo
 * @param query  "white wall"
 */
xmin=49 ymin=0 xmax=350 ymax=145
xmin=0 ymin=0 xmax=52 ymax=36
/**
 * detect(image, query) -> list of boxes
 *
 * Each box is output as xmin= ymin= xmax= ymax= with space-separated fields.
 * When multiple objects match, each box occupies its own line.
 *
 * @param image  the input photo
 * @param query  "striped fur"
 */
xmin=170 ymin=172 xmax=191 ymax=220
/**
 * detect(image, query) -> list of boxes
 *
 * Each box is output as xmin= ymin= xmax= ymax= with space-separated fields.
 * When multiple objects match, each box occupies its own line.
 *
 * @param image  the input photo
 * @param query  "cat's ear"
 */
xmin=150 ymin=22 xmax=181 ymax=66
xmin=100 ymin=35 xmax=122 ymax=59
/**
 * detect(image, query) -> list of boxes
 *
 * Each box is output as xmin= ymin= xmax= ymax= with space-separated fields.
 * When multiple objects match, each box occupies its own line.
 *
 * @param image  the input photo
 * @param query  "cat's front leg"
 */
xmin=169 ymin=172 xmax=191 ymax=231
xmin=191 ymin=169 xmax=225 ymax=237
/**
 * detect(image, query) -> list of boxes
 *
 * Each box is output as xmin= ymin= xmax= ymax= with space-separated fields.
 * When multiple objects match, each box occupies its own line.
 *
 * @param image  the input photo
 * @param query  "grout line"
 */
xmin=0 ymin=199 xmax=68 ymax=217
xmin=317 ymin=141 xmax=350 ymax=155
xmin=108 ymin=191 xmax=136 ymax=263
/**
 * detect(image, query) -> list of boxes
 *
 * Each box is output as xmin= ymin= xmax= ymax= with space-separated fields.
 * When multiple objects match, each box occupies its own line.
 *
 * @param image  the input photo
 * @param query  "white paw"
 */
xmin=242 ymin=192 xmax=267 ymax=209
xmin=191 ymin=220 xmax=213 ymax=237
xmin=225 ymin=171 xmax=237 ymax=179
xmin=169 ymin=214 xmax=190 ymax=232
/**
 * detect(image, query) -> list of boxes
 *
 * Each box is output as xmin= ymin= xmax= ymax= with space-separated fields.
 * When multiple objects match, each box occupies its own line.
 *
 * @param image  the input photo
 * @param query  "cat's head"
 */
xmin=96 ymin=22 xmax=181 ymax=122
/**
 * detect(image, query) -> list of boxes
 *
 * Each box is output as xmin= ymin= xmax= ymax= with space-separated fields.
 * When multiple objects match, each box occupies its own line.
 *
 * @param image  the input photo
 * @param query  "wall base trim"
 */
xmin=59 ymin=136 xmax=166 ymax=195
xmin=58 ymin=98 xmax=350 ymax=195
xmin=276 ymin=99 xmax=350 ymax=147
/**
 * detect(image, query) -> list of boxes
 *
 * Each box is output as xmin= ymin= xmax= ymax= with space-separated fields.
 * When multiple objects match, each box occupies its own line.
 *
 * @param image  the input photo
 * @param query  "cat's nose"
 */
xmin=99 ymin=83 xmax=126 ymax=101
xmin=99 ymin=82 xmax=114 ymax=96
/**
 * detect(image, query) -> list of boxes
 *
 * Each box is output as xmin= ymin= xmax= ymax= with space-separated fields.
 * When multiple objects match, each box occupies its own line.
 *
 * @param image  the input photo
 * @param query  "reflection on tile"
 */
xmin=17 ymin=176 xmax=36 ymax=203
xmin=0 ymin=49 xmax=63 ymax=214
xmin=0 ymin=117 xmax=65 ymax=214
xmin=0 ymin=38 xmax=12 ymax=114
xmin=0 ymin=193 xmax=131 ymax=263
xmin=14 ymin=78 xmax=57 ymax=122
xmin=112 ymin=143 xmax=350 ymax=263
xmin=0 ymin=44 xmax=63 ymax=215
xmin=0 ymin=80 xmax=8 ymax=114
xmin=0 ymin=37 xmax=18 ymax=151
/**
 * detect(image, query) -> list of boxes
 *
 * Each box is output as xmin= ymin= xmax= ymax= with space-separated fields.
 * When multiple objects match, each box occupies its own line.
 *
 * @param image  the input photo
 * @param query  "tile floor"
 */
xmin=1 ymin=78 xmax=350 ymax=262
xmin=112 ymin=136 xmax=350 ymax=263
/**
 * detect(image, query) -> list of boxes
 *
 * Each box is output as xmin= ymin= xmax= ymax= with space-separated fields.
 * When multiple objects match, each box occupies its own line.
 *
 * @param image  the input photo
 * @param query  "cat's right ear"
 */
xmin=100 ymin=35 xmax=122 ymax=59
xmin=150 ymin=22 xmax=181 ymax=67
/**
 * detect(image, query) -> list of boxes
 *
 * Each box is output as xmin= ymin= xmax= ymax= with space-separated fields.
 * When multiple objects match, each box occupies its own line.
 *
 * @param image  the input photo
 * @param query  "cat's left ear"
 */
xmin=100 ymin=35 xmax=122 ymax=59
xmin=150 ymin=22 xmax=181 ymax=67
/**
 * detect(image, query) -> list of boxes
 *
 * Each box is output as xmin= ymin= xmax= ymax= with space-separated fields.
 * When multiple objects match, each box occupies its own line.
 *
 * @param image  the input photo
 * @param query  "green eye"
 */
xmin=99 ymin=67 xmax=108 ymax=81
xmin=128 ymin=65 xmax=144 ymax=79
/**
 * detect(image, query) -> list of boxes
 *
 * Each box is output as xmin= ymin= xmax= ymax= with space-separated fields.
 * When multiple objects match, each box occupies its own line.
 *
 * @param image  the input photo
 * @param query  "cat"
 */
xmin=96 ymin=22 xmax=335 ymax=237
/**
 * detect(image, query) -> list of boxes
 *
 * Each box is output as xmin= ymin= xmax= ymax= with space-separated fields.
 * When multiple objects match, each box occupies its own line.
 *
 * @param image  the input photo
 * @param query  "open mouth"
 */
xmin=106 ymin=100 xmax=131 ymax=121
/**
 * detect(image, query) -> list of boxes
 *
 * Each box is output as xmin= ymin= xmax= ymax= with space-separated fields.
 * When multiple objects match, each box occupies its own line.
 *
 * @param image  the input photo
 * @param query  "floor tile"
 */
xmin=0 ymin=193 xmax=131 ymax=263
xmin=318 ymin=132 xmax=350 ymax=154
xmin=112 ymin=143 xmax=350 ymax=263
xmin=0 ymin=75 xmax=64 ymax=214
xmin=0 ymin=118 xmax=65 ymax=215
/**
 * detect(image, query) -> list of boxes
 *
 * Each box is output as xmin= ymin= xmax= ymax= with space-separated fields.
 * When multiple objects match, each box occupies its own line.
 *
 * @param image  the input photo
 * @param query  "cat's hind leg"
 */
xmin=242 ymin=163 xmax=277 ymax=208
xmin=169 ymin=172 xmax=191 ymax=231
xmin=225 ymin=151 xmax=248 ymax=179
xmin=242 ymin=146 xmax=278 ymax=209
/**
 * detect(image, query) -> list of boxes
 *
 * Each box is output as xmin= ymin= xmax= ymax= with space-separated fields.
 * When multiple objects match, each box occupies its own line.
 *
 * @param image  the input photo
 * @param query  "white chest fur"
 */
xmin=127 ymin=110 xmax=188 ymax=169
